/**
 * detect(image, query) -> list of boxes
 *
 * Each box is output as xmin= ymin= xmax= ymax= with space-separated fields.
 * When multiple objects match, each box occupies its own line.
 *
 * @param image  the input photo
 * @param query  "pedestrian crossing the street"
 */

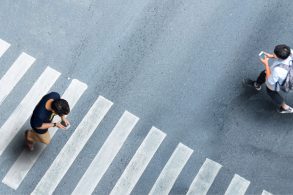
xmin=0 ymin=38 xmax=273 ymax=194
xmin=0 ymin=66 xmax=60 ymax=156
xmin=32 ymin=96 xmax=113 ymax=195
xmin=2 ymin=79 xmax=88 ymax=190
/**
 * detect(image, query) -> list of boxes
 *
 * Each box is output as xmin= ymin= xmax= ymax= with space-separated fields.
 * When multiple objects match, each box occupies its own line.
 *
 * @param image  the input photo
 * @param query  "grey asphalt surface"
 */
xmin=0 ymin=0 xmax=293 ymax=194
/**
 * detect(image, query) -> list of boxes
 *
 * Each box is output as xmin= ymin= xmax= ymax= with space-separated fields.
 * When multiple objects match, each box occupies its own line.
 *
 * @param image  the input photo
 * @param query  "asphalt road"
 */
xmin=0 ymin=0 xmax=293 ymax=194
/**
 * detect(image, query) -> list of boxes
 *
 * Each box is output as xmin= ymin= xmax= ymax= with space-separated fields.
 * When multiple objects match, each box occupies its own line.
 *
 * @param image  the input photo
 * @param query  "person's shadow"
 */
xmin=211 ymin=83 xmax=293 ymax=190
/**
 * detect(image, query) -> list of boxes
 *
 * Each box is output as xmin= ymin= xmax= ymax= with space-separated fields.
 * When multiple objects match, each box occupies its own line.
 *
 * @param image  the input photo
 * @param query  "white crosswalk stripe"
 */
xmin=110 ymin=127 xmax=166 ymax=195
xmin=224 ymin=174 xmax=250 ymax=195
xmin=31 ymin=96 xmax=113 ymax=195
xmin=262 ymin=190 xmax=273 ymax=195
xmin=0 ymin=52 xmax=35 ymax=106
xmin=71 ymin=111 xmax=139 ymax=195
xmin=2 ymin=79 xmax=87 ymax=190
xmin=0 ymin=38 xmax=10 ymax=58
xmin=187 ymin=158 xmax=222 ymax=195
xmin=0 ymin=67 xmax=60 ymax=156
xmin=149 ymin=143 xmax=193 ymax=195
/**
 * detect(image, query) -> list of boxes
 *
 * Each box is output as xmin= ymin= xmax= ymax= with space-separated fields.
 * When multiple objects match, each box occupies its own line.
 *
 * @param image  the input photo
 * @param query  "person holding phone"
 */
xmin=25 ymin=92 xmax=70 ymax=151
xmin=243 ymin=44 xmax=293 ymax=113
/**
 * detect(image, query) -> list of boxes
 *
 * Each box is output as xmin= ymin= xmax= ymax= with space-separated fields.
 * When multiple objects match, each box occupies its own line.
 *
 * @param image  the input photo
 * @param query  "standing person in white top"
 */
xmin=245 ymin=44 xmax=293 ymax=113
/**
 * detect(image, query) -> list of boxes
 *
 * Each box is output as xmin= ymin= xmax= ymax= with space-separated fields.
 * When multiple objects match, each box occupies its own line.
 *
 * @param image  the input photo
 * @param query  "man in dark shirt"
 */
xmin=25 ymin=92 xmax=70 ymax=151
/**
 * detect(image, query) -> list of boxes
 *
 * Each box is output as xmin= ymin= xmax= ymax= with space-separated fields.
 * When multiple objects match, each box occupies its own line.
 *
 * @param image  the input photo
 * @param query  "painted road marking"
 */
xmin=149 ymin=143 xmax=193 ymax=195
xmin=0 ymin=38 xmax=270 ymax=194
xmin=224 ymin=174 xmax=250 ymax=195
xmin=0 ymin=67 xmax=60 ymax=156
xmin=2 ymin=79 xmax=87 ymax=190
xmin=31 ymin=96 xmax=113 ymax=195
xmin=0 ymin=52 xmax=36 ymax=106
xmin=187 ymin=158 xmax=222 ymax=195
xmin=71 ymin=111 xmax=139 ymax=195
xmin=0 ymin=39 xmax=10 ymax=58
xmin=110 ymin=127 xmax=166 ymax=195
xmin=262 ymin=190 xmax=273 ymax=195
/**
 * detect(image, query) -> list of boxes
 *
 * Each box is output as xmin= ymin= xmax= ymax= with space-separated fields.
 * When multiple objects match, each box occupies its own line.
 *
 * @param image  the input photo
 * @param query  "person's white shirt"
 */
xmin=266 ymin=50 xmax=293 ymax=91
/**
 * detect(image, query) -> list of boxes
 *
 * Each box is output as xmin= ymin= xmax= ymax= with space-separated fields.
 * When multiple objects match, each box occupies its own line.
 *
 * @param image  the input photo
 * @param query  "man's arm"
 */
xmin=36 ymin=122 xmax=65 ymax=130
xmin=261 ymin=56 xmax=271 ymax=79
xmin=264 ymin=52 xmax=276 ymax=59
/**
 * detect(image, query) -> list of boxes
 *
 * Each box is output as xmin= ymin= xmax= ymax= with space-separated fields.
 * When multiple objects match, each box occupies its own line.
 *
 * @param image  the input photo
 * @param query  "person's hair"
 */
xmin=274 ymin=44 xmax=291 ymax=59
xmin=51 ymin=99 xmax=70 ymax=116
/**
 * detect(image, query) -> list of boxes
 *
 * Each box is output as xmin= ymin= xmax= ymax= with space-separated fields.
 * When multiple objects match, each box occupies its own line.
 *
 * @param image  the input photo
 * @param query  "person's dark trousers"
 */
xmin=256 ymin=70 xmax=284 ymax=106
xmin=256 ymin=70 xmax=266 ymax=85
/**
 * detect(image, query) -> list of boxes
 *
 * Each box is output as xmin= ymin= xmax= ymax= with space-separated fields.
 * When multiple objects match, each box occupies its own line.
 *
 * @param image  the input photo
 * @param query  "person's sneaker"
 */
xmin=278 ymin=106 xmax=293 ymax=113
xmin=253 ymin=82 xmax=262 ymax=91
xmin=242 ymin=79 xmax=261 ymax=91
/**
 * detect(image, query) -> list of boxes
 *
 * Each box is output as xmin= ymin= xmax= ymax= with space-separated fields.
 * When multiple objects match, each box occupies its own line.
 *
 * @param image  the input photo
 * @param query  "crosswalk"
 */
xmin=0 ymin=38 xmax=273 ymax=194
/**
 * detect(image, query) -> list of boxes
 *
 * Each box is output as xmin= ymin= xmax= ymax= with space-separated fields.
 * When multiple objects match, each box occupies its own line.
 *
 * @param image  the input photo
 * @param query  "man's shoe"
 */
xmin=278 ymin=106 xmax=293 ymax=113
xmin=254 ymin=82 xmax=262 ymax=91
xmin=242 ymin=79 xmax=261 ymax=91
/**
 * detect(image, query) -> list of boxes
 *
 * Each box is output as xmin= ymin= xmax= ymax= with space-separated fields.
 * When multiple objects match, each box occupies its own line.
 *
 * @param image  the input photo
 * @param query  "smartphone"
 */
xmin=259 ymin=51 xmax=266 ymax=59
xmin=61 ymin=120 xmax=70 ymax=129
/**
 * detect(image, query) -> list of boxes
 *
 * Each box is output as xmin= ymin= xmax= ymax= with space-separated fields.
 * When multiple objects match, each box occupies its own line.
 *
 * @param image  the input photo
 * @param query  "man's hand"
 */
xmin=56 ymin=122 xmax=66 ymax=129
xmin=61 ymin=116 xmax=70 ymax=126
xmin=62 ymin=118 xmax=70 ymax=126
xmin=260 ymin=56 xmax=271 ymax=78
xmin=260 ymin=56 xmax=269 ymax=65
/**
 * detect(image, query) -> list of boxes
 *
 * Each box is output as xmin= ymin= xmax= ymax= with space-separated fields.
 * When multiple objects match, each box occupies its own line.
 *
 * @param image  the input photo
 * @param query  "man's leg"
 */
xmin=243 ymin=70 xmax=266 ymax=90
xmin=266 ymin=87 xmax=293 ymax=113
xmin=35 ymin=131 xmax=51 ymax=145
xmin=25 ymin=129 xmax=35 ymax=151
xmin=256 ymin=70 xmax=266 ymax=86
xmin=25 ymin=129 xmax=51 ymax=150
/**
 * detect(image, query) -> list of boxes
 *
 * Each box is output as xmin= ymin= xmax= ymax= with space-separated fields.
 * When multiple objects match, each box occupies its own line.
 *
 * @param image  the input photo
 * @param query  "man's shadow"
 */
xmin=213 ymin=84 xmax=293 ymax=167
xmin=0 ymin=125 xmax=44 ymax=173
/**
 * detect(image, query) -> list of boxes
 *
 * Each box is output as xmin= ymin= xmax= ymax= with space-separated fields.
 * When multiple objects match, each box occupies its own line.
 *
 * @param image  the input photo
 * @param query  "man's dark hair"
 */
xmin=51 ymin=99 xmax=70 ymax=116
xmin=274 ymin=44 xmax=291 ymax=59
